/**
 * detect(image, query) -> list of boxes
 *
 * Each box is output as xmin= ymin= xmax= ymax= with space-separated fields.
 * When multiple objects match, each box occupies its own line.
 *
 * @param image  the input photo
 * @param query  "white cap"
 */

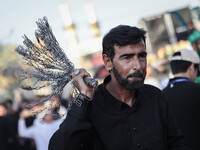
xmin=170 ymin=49 xmax=200 ymax=64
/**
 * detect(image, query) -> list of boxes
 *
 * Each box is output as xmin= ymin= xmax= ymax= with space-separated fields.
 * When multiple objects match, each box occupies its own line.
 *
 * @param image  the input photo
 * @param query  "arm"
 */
xmin=48 ymin=69 xmax=95 ymax=150
xmin=49 ymin=96 xmax=93 ymax=150
xmin=18 ymin=117 xmax=34 ymax=139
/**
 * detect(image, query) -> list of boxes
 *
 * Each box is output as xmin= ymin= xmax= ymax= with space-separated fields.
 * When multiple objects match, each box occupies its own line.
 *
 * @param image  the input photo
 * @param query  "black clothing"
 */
xmin=6 ymin=114 xmax=21 ymax=150
xmin=162 ymin=77 xmax=200 ymax=150
xmin=49 ymin=75 xmax=187 ymax=150
xmin=0 ymin=117 xmax=9 ymax=150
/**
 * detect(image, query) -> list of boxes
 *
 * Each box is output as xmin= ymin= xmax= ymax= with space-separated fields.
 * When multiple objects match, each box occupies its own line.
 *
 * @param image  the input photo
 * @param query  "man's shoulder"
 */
xmin=142 ymin=84 xmax=162 ymax=93
xmin=163 ymin=81 xmax=200 ymax=91
xmin=140 ymin=84 xmax=167 ymax=107
xmin=182 ymin=82 xmax=200 ymax=93
xmin=192 ymin=82 xmax=200 ymax=88
xmin=93 ymin=83 xmax=105 ymax=100
xmin=162 ymin=82 xmax=200 ymax=102
xmin=95 ymin=83 xmax=104 ymax=93
xmin=180 ymin=80 xmax=200 ymax=87
xmin=140 ymin=84 xmax=164 ymax=100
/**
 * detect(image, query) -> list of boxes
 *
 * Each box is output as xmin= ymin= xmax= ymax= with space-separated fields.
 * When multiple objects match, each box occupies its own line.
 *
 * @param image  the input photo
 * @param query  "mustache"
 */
xmin=127 ymin=72 xmax=145 ymax=78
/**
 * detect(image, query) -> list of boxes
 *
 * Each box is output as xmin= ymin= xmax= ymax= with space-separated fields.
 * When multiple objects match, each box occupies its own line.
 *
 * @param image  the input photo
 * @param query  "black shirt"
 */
xmin=0 ymin=117 xmax=9 ymax=150
xmin=162 ymin=77 xmax=200 ymax=150
xmin=49 ymin=75 xmax=187 ymax=150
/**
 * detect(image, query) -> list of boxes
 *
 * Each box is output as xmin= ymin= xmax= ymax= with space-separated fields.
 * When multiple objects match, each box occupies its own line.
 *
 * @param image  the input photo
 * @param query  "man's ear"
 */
xmin=188 ymin=63 xmax=198 ymax=82
xmin=102 ymin=54 xmax=112 ymax=72
xmin=186 ymin=63 xmax=193 ymax=76
xmin=188 ymin=63 xmax=194 ymax=72
xmin=188 ymin=63 xmax=198 ymax=76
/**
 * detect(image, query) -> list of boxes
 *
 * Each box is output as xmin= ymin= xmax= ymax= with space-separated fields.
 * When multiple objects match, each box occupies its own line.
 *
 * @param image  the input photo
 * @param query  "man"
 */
xmin=162 ymin=49 xmax=200 ymax=150
xmin=49 ymin=25 xmax=187 ymax=150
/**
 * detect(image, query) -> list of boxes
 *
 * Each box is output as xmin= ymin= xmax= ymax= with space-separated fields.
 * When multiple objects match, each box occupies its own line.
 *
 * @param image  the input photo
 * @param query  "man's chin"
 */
xmin=125 ymin=80 xmax=144 ymax=90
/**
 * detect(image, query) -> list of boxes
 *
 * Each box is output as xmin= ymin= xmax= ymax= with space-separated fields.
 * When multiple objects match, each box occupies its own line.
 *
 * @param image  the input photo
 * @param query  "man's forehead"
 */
xmin=114 ymin=42 xmax=146 ymax=53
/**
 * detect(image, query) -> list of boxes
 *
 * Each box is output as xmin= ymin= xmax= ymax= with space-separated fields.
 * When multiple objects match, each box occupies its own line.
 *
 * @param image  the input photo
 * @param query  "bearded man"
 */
xmin=49 ymin=25 xmax=187 ymax=150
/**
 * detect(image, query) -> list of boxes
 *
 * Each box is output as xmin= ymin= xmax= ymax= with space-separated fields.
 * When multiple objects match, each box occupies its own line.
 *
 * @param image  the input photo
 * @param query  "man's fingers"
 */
xmin=72 ymin=68 xmax=95 ymax=99
xmin=74 ymin=69 xmax=80 ymax=76
xmin=72 ymin=68 xmax=91 ymax=78
xmin=72 ymin=68 xmax=91 ymax=88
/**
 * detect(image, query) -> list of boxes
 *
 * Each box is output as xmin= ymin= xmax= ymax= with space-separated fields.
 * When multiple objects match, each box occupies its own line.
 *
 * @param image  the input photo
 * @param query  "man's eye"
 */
xmin=138 ymin=53 xmax=147 ymax=59
xmin=124 ymin=56 xmax=131 ymax=59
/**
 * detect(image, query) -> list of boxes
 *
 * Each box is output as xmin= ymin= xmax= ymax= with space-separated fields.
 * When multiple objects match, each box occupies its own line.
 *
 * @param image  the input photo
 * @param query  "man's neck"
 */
xmin=173 ymin=73 xmax=190 ymax=80
xmin=106 ymin=79 xmax=137 ymax=107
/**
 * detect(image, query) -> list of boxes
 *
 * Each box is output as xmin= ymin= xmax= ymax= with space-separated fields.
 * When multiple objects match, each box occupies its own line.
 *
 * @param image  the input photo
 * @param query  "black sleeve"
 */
xmin=48 ymin=94 xmax=93 ymax=150
xmin=164 ymin=96 xmax=188 ymax=150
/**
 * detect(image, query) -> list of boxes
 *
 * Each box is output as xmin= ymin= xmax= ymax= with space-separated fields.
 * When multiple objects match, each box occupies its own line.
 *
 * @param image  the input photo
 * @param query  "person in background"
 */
xmin=0 ymin=103 xmax=11 ymax=150
xmin=162 ymin=49 xmax=200 ymax=150
xmin=188 ymin=31 xmax=200 ymax=83
xmin=16 ymin=99 xmax=36 ymax=150
xmin=18 ymin=109 xmax=63 ymax=150
xmin=4 ymin=99 xmax=20 ymax=150
xmin=188 ymin=31 xmax=200 ymax=57
xmin=49 ymin=25 xmax=187 ymax=150
xmin=18 ymin=95 xmax=63 ymax=150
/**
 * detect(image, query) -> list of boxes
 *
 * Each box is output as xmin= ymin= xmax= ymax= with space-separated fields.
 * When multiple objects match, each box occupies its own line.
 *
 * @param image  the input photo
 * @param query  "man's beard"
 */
xmin=112 ymin=64 xmax=146 ymax=90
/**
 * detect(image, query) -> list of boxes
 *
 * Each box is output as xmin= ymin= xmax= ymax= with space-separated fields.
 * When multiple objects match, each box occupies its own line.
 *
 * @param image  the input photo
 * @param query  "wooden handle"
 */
xmin=84 ymin=76 xmax=98 ymax=89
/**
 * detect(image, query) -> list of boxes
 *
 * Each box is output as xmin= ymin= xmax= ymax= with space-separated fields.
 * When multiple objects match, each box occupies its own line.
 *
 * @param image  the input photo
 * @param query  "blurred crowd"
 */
xmin=0 ymin=95 xmax=69 ymax=150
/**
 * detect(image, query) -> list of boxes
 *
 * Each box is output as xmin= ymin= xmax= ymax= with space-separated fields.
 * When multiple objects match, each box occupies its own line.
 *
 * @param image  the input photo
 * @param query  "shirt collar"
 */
xmin=102 ymin=75 xmax=141 ymax=112
xmin=169 ymin=77 xmax=189 ymax=81
xmin=167 ymin=77 xmax=190 ymax=88
xmin=168 ymin=77 xmax=190 ymax=85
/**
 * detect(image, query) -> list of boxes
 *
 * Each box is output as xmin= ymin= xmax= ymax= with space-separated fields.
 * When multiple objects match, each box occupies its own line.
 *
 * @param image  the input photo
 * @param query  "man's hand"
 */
xmin=72 ymin=68 xmax=95 ymax=99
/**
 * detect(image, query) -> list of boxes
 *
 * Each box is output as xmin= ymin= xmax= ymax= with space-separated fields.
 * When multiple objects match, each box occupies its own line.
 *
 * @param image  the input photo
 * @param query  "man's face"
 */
xmin=190 ymin=63 xmax=199 ymax=82
xmin=111 ymin=41 xmax=147 ymax=90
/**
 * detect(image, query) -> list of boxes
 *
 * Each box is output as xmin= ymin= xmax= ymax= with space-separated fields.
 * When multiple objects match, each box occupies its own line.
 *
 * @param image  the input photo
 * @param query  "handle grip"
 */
xmin=84 ymin=76 xmax=98 ymax=89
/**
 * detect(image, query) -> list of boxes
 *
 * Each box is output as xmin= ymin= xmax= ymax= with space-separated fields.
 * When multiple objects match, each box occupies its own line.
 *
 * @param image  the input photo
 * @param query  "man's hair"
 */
xmin=102 ymin=25 xmax=146 ymax=60
xmin=170 ymin=51 xmax=199 ymax=74
xmin=170 ymin=61 xmax=192 ymax=74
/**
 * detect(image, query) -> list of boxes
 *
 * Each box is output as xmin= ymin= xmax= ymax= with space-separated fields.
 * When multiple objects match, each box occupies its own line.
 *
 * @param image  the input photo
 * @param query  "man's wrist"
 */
xmin=80 ymin=90 xmax=94 ymax=99
xmin=78 ymin=93 xmax=92 ymax=101
xmin=73 ymin=93 xmax=92 ymax=107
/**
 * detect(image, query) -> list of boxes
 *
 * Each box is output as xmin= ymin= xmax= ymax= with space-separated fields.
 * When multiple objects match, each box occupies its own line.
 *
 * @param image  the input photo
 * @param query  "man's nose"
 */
xmin=132 ymin=58 xmax=141 ymax=70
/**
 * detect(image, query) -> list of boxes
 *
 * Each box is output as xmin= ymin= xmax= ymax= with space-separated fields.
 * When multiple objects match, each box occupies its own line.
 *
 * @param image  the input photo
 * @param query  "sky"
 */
xmin=0 ymin=0 xmax=199 ymax=58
